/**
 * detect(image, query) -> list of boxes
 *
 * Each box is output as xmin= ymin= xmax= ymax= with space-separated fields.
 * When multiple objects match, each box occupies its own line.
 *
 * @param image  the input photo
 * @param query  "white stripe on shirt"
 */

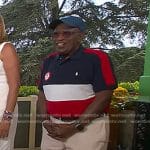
xmin=43 ymin=84 xmax=95 ymax=101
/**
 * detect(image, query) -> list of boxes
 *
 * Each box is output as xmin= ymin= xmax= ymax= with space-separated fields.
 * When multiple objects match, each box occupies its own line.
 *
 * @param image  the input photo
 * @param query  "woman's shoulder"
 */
xmin=0 ymin=41 xmax=13 ymax=47
xmin=0 ymin=42 xmax=15 ymax=52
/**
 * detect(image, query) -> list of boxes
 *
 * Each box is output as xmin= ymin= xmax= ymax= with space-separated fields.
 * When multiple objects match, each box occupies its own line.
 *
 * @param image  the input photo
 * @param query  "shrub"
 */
xmin=113 ymin=86 xmax=129 ymax=98
xmin=19 ymin=86 xmax=39 ymax=97
xmin=118 ymin=81 xmax=139 ymax=94
xmin=111 ymin=82 xmax=139 ymax=110
xmin=111 ymin=87 xmax=130 ymax=109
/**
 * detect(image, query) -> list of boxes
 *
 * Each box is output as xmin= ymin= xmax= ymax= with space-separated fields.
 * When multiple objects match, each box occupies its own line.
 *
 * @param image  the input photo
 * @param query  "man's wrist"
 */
xmin=74 ymin=120 xmax=85 ymax=131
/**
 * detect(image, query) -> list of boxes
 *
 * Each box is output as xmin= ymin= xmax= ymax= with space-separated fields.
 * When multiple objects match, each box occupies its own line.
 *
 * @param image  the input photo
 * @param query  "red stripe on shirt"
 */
xmin=46 ymin=96 xmax=109 ymax=117
xmin=84 ymin=48 xmax=116 ymax=86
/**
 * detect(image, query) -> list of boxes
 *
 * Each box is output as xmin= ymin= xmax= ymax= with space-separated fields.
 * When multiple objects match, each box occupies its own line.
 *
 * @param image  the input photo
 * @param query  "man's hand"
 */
xmin=43 ymin=120 xmax=78 ymax=141
xmin=0 ymin=120 xmax=11 ymax=138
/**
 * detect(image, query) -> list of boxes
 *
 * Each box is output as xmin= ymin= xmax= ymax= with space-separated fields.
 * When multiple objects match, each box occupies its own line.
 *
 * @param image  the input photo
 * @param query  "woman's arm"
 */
xmin=0 ymin=42 xmax=20 ymax=138
xmin=2 ymin=42 xmax=20 ymax=113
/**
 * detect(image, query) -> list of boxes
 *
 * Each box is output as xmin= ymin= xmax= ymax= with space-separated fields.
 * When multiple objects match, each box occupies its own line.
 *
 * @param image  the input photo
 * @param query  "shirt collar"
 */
xmin=56 ymin=45 xmax=84 ymax=61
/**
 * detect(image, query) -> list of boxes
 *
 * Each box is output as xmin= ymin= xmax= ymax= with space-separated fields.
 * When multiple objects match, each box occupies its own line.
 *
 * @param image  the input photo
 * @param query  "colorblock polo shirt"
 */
xmin=38 ymin=46 xmax=117 ymax=117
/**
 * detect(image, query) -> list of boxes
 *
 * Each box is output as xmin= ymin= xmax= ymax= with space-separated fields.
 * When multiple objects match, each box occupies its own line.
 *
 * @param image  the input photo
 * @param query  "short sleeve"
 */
xmin=91 ymin=51 xmax=117 ymax=92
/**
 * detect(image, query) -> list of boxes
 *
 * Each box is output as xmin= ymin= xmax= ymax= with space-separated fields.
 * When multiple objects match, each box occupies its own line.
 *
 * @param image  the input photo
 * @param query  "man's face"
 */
xmin=52 ymin=23 xmax=84 ymax=56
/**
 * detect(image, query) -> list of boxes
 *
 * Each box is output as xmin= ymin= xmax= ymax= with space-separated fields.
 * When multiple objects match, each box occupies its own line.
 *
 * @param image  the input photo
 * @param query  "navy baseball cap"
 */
xmin=49 ymin=16 xmax=86 ymax=32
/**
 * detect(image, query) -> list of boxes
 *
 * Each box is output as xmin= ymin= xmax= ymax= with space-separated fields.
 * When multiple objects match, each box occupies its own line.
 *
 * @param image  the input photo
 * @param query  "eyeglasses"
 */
xmin=52 ymin=28 xmax=80 ymax=39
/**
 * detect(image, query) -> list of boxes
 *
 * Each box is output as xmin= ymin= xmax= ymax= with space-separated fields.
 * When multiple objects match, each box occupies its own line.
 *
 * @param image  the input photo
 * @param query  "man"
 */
xmin=37 ymin=15 xmax=117 ymax=150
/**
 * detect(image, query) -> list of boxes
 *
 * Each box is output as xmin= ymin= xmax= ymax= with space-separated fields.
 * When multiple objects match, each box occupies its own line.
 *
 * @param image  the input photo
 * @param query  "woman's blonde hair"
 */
xmin=0 ymin=15 xmax=8 ymax=43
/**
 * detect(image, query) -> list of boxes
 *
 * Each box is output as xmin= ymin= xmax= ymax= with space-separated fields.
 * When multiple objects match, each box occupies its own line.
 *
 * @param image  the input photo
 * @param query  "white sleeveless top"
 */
xmin=0 ymin=42 xmax=9 ymax=119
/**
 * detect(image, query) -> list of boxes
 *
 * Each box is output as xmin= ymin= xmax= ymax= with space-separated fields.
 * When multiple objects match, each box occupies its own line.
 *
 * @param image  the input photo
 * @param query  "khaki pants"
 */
xmin=41 ymin=115 xmax=109 ymax=150
xmin=0 ymin=105 xmax=18 ymax=150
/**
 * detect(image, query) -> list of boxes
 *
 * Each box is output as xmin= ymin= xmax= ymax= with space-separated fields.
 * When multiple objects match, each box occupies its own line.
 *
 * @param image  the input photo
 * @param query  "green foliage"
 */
xmin=19 ymin=37 xmax=54 ymax=85
xmin=118 ymin=81 xmax=139 ymax=93
xmin=1 ymin=0 xmax=52 ymax=47
xmin=109 ymin=47 xmax=145 ymax=82
xmin=0 ymin=0 xmax=148 ymax=49
xmin=18 ymin=86 xmax=39 ymax=97
xmin=111 ymin=81 xmax=140 ymax=110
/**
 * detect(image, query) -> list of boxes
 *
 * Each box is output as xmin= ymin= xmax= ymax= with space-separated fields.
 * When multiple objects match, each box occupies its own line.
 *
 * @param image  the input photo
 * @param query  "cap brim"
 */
xmin=49 ymin=19 xmax=63 ymax=30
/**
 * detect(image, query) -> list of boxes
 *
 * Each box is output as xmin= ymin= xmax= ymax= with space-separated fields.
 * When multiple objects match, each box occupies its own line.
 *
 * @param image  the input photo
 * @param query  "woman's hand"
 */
xmin=0 ymin=119 xmax=11 ymax=138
